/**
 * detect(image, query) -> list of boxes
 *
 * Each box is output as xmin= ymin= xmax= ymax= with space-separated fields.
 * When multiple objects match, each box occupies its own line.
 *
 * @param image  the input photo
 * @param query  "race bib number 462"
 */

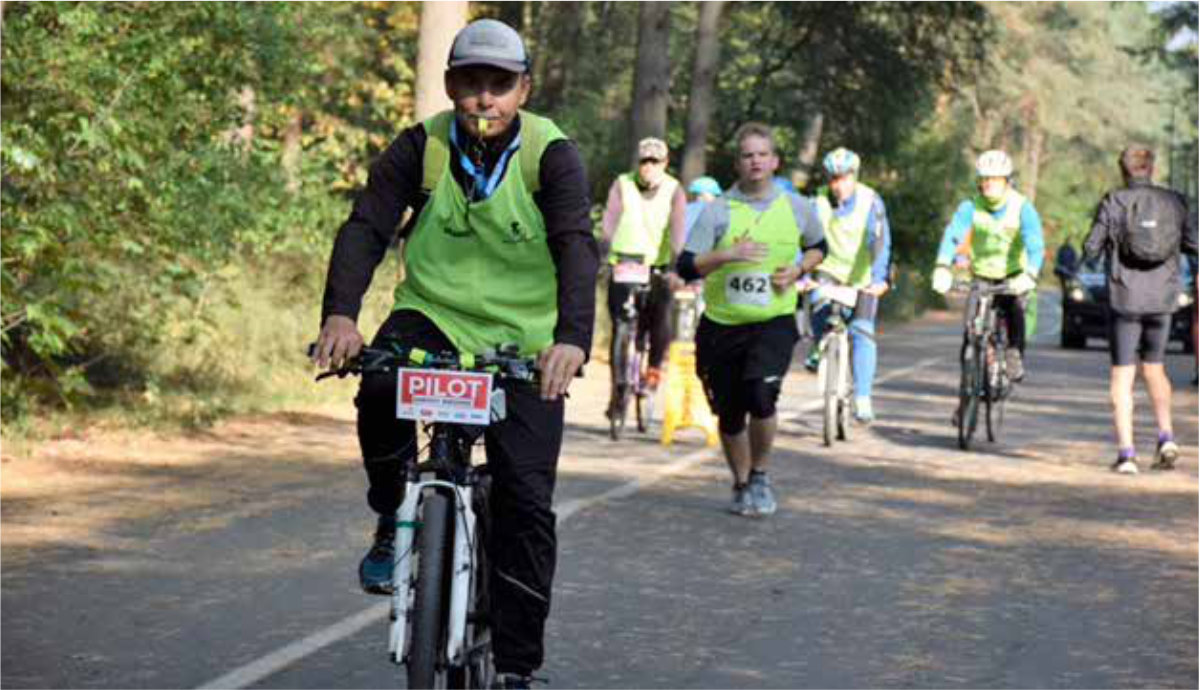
xmin=396 ymin=368 xmax=493 ymax=425
xmin=725 ymin=272 xmax=771 ymax=307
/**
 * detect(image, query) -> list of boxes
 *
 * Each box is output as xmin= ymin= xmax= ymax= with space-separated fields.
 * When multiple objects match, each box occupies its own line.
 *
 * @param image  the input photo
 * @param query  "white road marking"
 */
xmin=196 ymin=349 xmax=947 ymax=689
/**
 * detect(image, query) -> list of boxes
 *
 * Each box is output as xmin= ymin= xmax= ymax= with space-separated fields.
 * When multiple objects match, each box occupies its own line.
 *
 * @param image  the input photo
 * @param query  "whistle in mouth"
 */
xmin=477 ymin=118 xmax=490 ymax=136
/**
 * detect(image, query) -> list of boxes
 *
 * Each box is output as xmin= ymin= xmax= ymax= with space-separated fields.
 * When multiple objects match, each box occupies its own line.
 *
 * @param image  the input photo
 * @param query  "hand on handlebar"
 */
xmin=312 ymin=315 xmax=364 ymax=370
xmin=863 ymin=281 xmax=889 ymax=297
xmin=537 ymin=343 xmax=585 ymax=401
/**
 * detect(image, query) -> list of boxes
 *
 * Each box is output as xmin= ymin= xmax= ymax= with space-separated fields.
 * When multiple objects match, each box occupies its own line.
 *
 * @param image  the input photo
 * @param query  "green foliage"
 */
xmin=2 ymin=1 xmax=1192 ymax=432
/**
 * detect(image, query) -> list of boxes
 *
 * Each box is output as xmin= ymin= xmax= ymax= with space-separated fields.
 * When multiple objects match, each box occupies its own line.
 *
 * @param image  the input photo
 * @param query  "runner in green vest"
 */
xmin=803 ymin=147 xmax=893 ymax=423
xmin=310 ymin=20 xmax=597 ymax=688
xmin=677 ymin=123 xmax=826 ymax=518
xmin=932 ymin=149 xmax=1045 ymax=386
xmin=599 ymin=137 xmax=688 ymax=413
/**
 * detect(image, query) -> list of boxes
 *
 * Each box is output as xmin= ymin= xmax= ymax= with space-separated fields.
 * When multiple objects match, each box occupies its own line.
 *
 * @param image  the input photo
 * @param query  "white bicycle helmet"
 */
xmin=823 ymin=147 xmax=861 ymax=176
xmin=975 ymin=150 xmax=1013 ymax=178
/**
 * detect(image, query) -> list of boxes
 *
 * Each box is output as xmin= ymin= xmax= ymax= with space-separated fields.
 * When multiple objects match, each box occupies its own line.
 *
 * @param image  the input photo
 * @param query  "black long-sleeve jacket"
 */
xmin=321 ymin=115 xmax=599 ymax=353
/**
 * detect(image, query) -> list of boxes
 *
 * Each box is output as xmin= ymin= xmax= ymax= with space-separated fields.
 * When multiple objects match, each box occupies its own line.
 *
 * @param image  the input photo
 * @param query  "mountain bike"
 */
xmin=316 ymin=340 xmax=538 ymax=689
xmin=954 ymin=279 xmax=1018 ymax=450
xmin=608 ymin=256 xmax=660 ymax=440
xmin=805 ymin=283 xmax=860 ymax=447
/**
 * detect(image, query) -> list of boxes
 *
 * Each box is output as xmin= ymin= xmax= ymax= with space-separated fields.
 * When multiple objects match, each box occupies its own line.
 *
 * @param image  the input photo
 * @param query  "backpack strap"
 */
xmin=421 ymin=111 xmax=454 ymax=194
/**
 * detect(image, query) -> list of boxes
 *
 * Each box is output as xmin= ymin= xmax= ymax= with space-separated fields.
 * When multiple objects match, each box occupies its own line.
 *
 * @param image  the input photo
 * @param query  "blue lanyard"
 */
xmin=450 ymin=119 xmax=521 ymax=201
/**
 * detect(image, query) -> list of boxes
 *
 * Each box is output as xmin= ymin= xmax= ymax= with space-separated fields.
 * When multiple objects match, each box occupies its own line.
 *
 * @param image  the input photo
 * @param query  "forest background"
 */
xmin=2 ymin=1 xmax=1196 ymax=435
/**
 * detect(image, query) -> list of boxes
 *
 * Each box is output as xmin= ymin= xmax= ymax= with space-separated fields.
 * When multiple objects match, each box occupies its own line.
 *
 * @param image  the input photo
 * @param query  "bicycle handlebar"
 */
xmin=309 ymin=338 xmax=540 ymax=383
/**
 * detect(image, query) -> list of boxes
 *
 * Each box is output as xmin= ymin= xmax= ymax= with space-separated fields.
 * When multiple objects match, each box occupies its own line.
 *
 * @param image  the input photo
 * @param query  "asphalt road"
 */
xmin=3 ymin=293 xmax=1197 ymax=689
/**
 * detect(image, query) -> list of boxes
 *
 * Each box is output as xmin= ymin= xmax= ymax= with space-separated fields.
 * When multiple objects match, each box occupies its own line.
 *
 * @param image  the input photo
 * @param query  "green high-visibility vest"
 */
xmin=392 ymin=110 xmax=565 ymax=356
xmin=703 ymin=194 xmax=802 ymax=326
xmin=815 ymin=183 xmax=878 ymax=288
xmin=609 ymin=173 xmax=679 ymax=267
xmin=970 ymin=188 xmax=1028 ymax=279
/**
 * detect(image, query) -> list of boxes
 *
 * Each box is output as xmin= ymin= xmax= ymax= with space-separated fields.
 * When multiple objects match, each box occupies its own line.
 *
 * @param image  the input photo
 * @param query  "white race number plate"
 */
xmin=396 ymin=368 xmax=493 ymax=426
xmin=725 ymin=272 xmax=771 ymax=306
xmin=613 ymin=261 xmax=651 ymax=285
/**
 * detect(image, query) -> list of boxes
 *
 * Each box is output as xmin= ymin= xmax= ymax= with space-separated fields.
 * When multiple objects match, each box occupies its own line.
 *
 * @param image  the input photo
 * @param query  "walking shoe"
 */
xmin=491 ymin=673 xmax=544 ymax=689
xmin=728 ymin=483 xmax=752 ymax=516
xmin=854 ymin=396 xmax=875 ymax=423
xmin=803 ymin=347 xmax=820 ymax=373
xmin=1110 ymin=456 xmax=1140 ymax=475
xmin=358 ymin=515 xmax=395 ymax=595
xmin=747 ymin=471 xmax=777 ymax=516
xmin=1006 ymin=349 xmax=1025 ymax=383
xmin=1152 ymin=440 xmax=1179 ymax=471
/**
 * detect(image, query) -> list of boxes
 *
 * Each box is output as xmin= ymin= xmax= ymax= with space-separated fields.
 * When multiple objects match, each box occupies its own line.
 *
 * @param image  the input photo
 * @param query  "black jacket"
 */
xmin=1084 ymin=178 xmax=1198 ymax=315
xmin=320 ymin=115 xmax=598 ymax=353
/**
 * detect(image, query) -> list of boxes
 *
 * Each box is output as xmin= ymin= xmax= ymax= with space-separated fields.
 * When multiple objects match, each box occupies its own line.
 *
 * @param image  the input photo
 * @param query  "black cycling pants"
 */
xmin=356 ymin=309 xmax=562 ymax=676
xmin=607 ymin=273 xmax=673 ymax=371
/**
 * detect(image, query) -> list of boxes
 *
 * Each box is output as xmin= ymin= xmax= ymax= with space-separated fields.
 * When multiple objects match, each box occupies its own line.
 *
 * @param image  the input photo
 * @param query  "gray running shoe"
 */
xmin=748 ymin=471 xmax=777 ymax=516
xmin=1111 ymin=457 xmax=1139 ymax=475
xmin=728 ymin=483 xmax=752 ymax=516
xmin=1152 ymin=440 xmax=1179 ymax=471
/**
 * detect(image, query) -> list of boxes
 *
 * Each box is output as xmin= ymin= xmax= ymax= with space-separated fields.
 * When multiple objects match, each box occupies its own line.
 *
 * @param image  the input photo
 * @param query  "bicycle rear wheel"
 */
xmin=957 ymin=342 xmax=983 ymax=451
xmin=408 ymin=492 xmax=453 ymax=690
xmin=821 ymin=336 xmax=840 ymax=447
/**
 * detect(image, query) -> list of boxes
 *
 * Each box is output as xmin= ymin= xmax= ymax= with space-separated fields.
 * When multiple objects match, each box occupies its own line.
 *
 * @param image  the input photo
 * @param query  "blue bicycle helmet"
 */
xmin=687 ymin=176 xmax=722 ymax=197
xmin=822 ymin=147 xmax=861 ymax=176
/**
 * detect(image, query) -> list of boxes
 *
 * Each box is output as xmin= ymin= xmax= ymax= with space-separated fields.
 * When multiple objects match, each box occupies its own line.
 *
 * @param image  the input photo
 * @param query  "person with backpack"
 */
xmin=1084 ymin=145 xmax=1198 ymax=475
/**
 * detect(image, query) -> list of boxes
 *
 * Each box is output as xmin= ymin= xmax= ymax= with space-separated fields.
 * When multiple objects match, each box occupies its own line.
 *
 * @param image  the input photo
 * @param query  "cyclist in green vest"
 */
xmin=310 ymin=20 xmax=597 ymax=688
xmin=599 ymin=138 xmax=688 ymax=405
xmin=803 ymin=147 xmax=893 ymax=423
xmin=932 ymin=149 xmax=1044 ymax=385
xmin=677 ymin=122 xmax=826 ymax=517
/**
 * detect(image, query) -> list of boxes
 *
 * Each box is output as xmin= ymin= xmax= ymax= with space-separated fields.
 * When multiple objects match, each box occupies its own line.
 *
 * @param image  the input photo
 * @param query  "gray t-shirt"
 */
xmin=684 ymin=186 xmax=824 ymax=255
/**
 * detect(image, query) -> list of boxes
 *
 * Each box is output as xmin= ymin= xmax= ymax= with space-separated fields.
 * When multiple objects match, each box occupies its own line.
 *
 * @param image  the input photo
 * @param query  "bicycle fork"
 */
xmin=388 ymin=480 xmax=478 ymax=668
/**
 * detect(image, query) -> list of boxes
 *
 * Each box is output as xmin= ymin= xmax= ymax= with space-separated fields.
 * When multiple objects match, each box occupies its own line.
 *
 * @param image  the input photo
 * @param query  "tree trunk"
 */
xmin=629 ymin=2 xmax=672 ymax=166
xmin=414 ymin=1 xmax=468 ymax=122
xmin=680 ymin=0 xmax=725 ymax=185
xmin=791 ymin=111 xmax=824 ymax=191
xmin=1021 ymin=95 xmax=1042 ymax=202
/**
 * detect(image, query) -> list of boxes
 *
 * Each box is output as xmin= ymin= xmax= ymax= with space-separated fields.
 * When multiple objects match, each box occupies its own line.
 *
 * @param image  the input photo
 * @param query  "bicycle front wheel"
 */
xmin=986 ymin=344 xmax=1007 ymax=443
xmin=408 ymin=492 xmax=453 ymax=690
xmin=957 ymin=342 xmax=983 ymax=451
xmin=609 ymin=322 xmax=635 ymax=440
xmin=822 ymin=336 xmax=840 ymax=447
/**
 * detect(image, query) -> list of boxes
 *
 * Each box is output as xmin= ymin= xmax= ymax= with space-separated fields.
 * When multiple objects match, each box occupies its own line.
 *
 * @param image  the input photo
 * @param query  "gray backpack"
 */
xmin=1121 ymin=187 xmax=1182 ymax=265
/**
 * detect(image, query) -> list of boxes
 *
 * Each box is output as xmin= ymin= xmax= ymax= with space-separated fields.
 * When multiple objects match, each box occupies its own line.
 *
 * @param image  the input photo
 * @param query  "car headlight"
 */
xmin=1068 ymin=286 xmax=1087 ymax=303
xmin=1178 ymin=291 xmax=1194 ymax=308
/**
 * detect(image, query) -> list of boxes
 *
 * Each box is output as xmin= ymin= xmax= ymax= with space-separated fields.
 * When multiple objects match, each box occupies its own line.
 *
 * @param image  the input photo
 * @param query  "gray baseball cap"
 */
xmin=447 ymin=19 xmax=529 ymax=73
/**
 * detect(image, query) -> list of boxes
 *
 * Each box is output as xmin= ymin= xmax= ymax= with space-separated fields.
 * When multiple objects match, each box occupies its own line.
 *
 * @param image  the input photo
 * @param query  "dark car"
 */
xmin=1055 ymin=247 xmax=1195 ymax=352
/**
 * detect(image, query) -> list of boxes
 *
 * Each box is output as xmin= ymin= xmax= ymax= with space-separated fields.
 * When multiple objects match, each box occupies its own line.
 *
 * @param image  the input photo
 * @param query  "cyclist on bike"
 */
xmin=311 ymin=19 xmax=597 ymax=688
xmin=802 ymin=147 xmax=892 ymax=423
xmin=600 ymin=138 xmax=688 ymax=412
xmin=677 ymin=122 xmax=825 ymax=517
xmin=932 ymin=150 xmax=1044 ymax=386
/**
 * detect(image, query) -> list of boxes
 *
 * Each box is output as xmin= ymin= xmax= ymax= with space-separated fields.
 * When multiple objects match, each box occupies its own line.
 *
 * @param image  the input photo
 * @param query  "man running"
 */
xmin=677 ymin=122 xmax=825 ymax=517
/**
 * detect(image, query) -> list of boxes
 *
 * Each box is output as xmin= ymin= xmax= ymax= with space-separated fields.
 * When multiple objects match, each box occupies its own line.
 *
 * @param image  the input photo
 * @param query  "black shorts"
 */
xmin=695 ymin=314 xmax=798 ymax=411
xmin=1108 ymin=311 xmax=1172 ymax=366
